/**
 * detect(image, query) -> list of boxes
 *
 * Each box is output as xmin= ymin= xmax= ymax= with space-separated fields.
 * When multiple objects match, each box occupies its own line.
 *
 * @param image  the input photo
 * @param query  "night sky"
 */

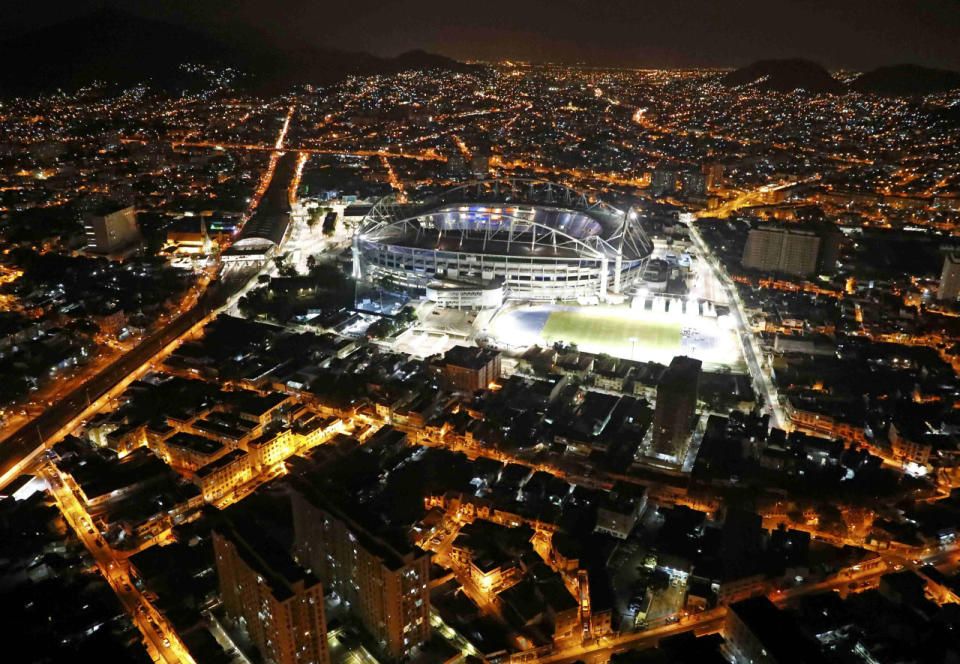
xmin=5 ymin=0 xmax=960 ymax=70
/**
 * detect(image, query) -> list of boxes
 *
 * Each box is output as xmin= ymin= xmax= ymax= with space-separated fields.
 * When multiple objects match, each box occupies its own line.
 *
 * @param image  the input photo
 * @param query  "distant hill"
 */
xmin=849 ymin=64 xmax=960 ymax=95
xmin=723 ymin=59 xmax=843 ymax=94
xmin=388 ymin=49 xmax=471 ymax=72
xmin=0 ymin=9 xmax=475 ymax=96
xmin=0 ymin=10 xmax=229 ymax=93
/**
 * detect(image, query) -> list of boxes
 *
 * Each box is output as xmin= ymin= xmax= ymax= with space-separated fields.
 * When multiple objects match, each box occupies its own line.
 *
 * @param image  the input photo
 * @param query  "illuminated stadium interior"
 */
xmin=353 ymin=179 xmax=652 ymax=302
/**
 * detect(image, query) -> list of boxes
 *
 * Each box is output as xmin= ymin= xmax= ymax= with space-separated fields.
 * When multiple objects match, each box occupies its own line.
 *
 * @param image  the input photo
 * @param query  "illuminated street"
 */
xmin=1 ymin=8 xmax=960 ymax=663
xmin=42 ymin=462 xmax=195 ymax=664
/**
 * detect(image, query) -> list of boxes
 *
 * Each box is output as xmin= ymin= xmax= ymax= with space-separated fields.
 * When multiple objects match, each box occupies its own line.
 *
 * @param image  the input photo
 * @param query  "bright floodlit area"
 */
xmin=487 ymin=300 xmax=745 ymax=370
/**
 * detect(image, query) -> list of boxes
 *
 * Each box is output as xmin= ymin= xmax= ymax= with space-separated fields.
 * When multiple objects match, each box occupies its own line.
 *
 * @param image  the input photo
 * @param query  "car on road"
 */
xmin=163 ymin=638 xmax=171 ymax=647
xmin=124 ymin=583 xmax=132 ymax=591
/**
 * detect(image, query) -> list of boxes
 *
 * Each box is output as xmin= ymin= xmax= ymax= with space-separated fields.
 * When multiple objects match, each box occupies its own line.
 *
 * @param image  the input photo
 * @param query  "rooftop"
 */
xmin=214 ymin=507 xmax=320 ymax=603
xmin=443 ymin=345 xmax=500 ymax=370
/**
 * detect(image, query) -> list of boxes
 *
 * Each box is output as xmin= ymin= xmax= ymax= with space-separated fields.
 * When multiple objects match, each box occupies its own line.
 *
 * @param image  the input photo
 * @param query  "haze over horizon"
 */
xmin=4 ymin=0 xmax=960 ymax=71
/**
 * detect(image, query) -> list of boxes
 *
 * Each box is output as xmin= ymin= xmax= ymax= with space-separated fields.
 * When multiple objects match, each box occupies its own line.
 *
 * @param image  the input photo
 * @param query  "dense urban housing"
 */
xmin=1 ymin=10 xmax=960 ymax=664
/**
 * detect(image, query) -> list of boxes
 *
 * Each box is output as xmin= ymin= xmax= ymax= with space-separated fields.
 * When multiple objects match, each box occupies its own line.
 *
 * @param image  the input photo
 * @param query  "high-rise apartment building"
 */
xmin=469 ymin=147 xmax=490 ymax=179
xmin=724 ymin=597 xmax=822 ymax=664
xmin=291 ymin=483 xmax=431 ymax=662
xmin=447 ymin=151 xmax=467 ymax=177
xmin=741 ymin=223 xmax=840 ymax=276
xmin=649 ymin=167 xmax=679 ymax=196
xmin=701 ymin=162 xmax=724 ymax=189
xmin=816 ymin=225 xmax=842 ymax=275
xmin=213 ymin=517 xmax=329 ymax=664
xmin=447 ymin=138 xmax=469 ymax=177
xmin=939 ymin=252 xmax=960 ymax=302
xmin=83 ymin=204 xmax=141 ymax=254
xmin=679 ymin=170 xmax=708 ymax=197
xmin=651 ymin=356 xmax=702 ymax=460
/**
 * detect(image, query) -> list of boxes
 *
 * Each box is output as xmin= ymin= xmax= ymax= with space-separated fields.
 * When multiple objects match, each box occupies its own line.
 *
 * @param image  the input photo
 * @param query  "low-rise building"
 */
xmin=192 ymin=449 xmax=257 ymax=503
xmin=436 ymin=345 xmax=502 ymax=393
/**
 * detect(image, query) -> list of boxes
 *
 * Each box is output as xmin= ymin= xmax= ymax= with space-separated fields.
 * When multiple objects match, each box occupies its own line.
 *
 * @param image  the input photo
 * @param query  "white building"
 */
xmin=939 ymin=253 xmax=960 ymax=301
xmin=354 ymin=179 xmax=652 ymax=303
xmin=84 ymin=204 xmax=140 ymax=254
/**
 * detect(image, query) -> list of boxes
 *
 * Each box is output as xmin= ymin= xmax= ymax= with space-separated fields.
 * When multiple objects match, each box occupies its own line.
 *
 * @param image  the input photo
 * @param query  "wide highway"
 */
xmin=0 ymin=108 xmax=303 ymax=490
xmin=0 ymin=281 xmax=236 ymax=487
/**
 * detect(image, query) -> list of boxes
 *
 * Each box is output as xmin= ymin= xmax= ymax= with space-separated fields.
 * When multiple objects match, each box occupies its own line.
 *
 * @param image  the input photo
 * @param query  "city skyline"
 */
xmin=2 ymin=6 xmax=960 ymax=664
xmin=3 ymin=1 xmax=960 ymax=70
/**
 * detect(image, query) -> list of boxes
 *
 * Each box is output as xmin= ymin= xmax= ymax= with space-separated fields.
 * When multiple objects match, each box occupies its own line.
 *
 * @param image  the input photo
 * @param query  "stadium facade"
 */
xmin=353 ymin=179 xmax=652 ymax=305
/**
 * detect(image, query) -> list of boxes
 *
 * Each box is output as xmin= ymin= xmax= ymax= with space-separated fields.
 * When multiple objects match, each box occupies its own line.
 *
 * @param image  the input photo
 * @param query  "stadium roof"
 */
xmin=358 ymin=178 xmax=652 ymax=262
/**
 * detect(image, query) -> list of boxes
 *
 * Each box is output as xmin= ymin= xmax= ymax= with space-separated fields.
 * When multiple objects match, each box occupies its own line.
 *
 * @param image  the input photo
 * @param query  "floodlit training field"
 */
xmin=541 ymin=310 xmax=681 ymax=357
xmin=488 ymin=303 xmax=744 ymax=369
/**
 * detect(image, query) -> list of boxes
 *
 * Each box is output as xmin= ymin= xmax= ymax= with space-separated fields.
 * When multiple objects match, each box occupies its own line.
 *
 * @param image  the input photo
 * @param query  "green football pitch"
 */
xmin=539 ymin=309 xmax=683 ymax=359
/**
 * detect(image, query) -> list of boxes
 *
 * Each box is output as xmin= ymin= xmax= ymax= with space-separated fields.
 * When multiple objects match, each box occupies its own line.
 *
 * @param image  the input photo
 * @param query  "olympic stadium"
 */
xmin=352 ymin=179 xmax=653 ymax=305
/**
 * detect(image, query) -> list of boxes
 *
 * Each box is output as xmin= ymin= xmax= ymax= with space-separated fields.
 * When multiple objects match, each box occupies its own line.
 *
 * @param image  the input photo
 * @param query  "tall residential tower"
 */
xmin=291 ymin=483 xmax=431 ymax=662
xmin=939 ymin=252 xmax=960 ymax=301
xmin=651 ymin=356 xmax=702 ymax=460
xmin=83 ymin=204 xmax=141 ymax=254
xmin=213 ymin=516 xmax=329 ymax=664
xmin=741 ymin=223 xmax=840 ymax=276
